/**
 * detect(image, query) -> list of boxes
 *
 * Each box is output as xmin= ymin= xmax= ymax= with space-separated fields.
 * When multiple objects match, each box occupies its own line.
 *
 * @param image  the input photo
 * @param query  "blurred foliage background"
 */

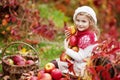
xmin=0 ymin=0 xmax=120 ymax=44
xmin=0 ymin=0 xmax=120 ymax=43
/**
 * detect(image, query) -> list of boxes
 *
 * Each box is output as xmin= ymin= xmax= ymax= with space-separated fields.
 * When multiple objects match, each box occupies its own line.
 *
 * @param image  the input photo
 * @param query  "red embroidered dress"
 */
xmin=75 ymin=29 xmax=97 ymax=49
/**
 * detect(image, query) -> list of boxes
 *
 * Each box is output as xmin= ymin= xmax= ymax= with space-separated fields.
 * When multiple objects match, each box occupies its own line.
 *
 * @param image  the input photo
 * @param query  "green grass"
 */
xmin=38 ymin=4 xmax=70 ymax=28
xmin=38 ymin=41 xmax=64 ymax=68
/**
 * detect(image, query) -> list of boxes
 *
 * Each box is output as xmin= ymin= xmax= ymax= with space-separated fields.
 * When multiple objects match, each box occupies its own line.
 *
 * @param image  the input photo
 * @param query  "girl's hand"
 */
xmin=65 ymin=29 xmax=71 ymax=39
xmin=64 ymin=39 xmax=69 ymax=50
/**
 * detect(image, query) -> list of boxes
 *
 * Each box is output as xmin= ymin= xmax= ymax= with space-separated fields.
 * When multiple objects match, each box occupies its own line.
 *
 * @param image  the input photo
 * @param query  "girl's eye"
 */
xmin=82 ymin=20 xmax=86 ymax=22
xmin=76 ymin=19 xmax=80 ymax=22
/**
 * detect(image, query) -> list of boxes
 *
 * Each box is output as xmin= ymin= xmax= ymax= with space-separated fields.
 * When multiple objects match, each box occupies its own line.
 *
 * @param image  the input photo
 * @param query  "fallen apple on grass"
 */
xmin=38 ymin=70 xmax=45 ymax=79
xmin=38 ymin=73 xmax=52 ymax=80
xmin=30 ymin=76 xmax=38 ymax=80
xmin=44 ymin=62 xmax=56 ymax=73
xmin=51 ymin=68 xmax=62 ymax=80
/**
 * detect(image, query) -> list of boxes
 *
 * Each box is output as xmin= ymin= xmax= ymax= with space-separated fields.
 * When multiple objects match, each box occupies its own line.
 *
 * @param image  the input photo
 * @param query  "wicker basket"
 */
xmin=1 ymin=42 xmax=40 ymax=80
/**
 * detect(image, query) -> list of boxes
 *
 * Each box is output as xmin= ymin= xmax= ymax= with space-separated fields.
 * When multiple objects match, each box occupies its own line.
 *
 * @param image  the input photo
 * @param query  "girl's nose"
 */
xmin=78 ymin=22 xmax=82 ymax=26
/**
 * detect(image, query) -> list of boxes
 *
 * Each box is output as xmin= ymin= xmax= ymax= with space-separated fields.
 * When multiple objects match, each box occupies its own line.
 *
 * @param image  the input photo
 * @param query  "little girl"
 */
xmin=52 ymin=6 xmax=100 ymax=77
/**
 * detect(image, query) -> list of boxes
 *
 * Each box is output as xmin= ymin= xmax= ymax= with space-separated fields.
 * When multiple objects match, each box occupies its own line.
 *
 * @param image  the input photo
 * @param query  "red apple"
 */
xmin=59 ymin=78 xmax=68 ymax=80
xmin=16 ymin=60 xmax=25 ymax=65
xmin=51 ymin=68 xmax=62 ymax=80
xmin=69 ymin=35 xmax=77 ymax=47
xmin=30 ymin=76 xmax=38 ymax=80
xmin=38 ymin=70 xmax=45 ymax=79
xmin=39 ymin=73 xmax=52 ymax=80
xmin=60 ymin=51 xmax=71 ymax=62
xmin=44 ymin=62 xmax=55 ymax=73
xmin=12 ymin=55 xmax=25 ymax=65
xmin=26 ymin=60 xmax=34 ymax=65
xmin=67 ymin=26 xmax=76 ymax=35
xmin=7 ymin=59 xmax=14 ymax=65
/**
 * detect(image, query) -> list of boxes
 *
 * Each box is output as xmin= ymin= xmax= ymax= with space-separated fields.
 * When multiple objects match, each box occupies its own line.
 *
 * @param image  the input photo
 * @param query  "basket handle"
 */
xmin=2 ymin=41 xmax=39 ymax=57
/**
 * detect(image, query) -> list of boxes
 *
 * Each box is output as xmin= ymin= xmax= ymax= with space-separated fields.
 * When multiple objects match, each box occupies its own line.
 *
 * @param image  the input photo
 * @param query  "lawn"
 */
xmin=38 ymin=41 xmax=64 ymax=68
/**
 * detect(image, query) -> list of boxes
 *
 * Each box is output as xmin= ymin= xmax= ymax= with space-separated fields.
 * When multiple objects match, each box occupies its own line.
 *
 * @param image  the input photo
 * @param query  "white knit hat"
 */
xmin=73 ymin=6 xmax=97 ymax=24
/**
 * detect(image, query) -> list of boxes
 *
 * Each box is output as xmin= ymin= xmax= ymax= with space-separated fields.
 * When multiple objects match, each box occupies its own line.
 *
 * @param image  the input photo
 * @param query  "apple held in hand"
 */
xmin=67 ymin=26 xmax=76 ymax=35
xmin=51 ymin=68 xmax=62 ymax=80
xmin=69 ymin=35 xmax=77 ymax=47
xmin=44 ymin=62 xmax=55 ymax=73
xmin=38 ymin=73 xmax=52 ymax=80
xmin=60 ymin=52 xmax=71 ymax=62
xmin=71 ymin=46 xmax=79 ymax=52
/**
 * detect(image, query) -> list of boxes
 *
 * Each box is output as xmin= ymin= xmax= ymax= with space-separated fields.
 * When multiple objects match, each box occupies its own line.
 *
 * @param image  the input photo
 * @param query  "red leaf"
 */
xmin=88 ymin=67 xmax=97 ymax=75
xmin=66 ymin=59 xmax=76 ymax=75
xmin=87 ymin=67 xmax=100 ymax=80
xmin=101 ymin=70 xmax=111 ymax=80
xmin=95 ymin=65 xmax=105 ymax=72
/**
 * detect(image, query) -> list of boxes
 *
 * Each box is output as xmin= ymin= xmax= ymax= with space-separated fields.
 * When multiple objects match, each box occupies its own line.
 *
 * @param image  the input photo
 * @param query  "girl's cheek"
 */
xmin=76 ymin=22 xmax=81 ymax=26
xmin=75 ymin=21 xmax=79 ymax=25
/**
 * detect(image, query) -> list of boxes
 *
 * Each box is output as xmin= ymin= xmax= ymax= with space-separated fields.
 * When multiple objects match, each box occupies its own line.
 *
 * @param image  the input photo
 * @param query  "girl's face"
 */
xmin=74 ymin=14 xmax=90 ymax=31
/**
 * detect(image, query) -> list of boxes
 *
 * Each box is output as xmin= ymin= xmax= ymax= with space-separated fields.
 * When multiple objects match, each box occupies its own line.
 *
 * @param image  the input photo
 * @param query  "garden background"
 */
xmin=0 ymin=0 xmax=120 ymax=71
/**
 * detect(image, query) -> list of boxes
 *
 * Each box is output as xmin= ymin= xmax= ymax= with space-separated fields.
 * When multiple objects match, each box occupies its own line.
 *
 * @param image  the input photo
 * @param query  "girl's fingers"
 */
xmin=65 ymin=30 xmax=71 ymax=35
xmin=65 ymin=32 xmax=71 ymax=37
xmin=65 ymin=33 xmax=70 ymax=37
xmin=64 ymin=38 xmax=70 ymax=49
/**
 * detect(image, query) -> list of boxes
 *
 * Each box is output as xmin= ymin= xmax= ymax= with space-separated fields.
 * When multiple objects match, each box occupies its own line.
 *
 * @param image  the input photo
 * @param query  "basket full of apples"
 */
xmin=1 ymin=42 xmax=40 ymax=79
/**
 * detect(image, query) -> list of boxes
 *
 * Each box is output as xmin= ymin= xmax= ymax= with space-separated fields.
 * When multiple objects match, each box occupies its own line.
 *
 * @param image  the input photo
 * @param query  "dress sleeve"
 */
xmin=65 ymin=43 xmax=98 ymax=62
xmin=65 ymin=48 xmax=84 ymax=62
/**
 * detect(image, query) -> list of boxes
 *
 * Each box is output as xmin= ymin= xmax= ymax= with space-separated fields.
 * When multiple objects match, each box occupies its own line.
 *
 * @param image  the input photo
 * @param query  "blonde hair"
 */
xmin=75 ymin=12 xmax=100 ymax=39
